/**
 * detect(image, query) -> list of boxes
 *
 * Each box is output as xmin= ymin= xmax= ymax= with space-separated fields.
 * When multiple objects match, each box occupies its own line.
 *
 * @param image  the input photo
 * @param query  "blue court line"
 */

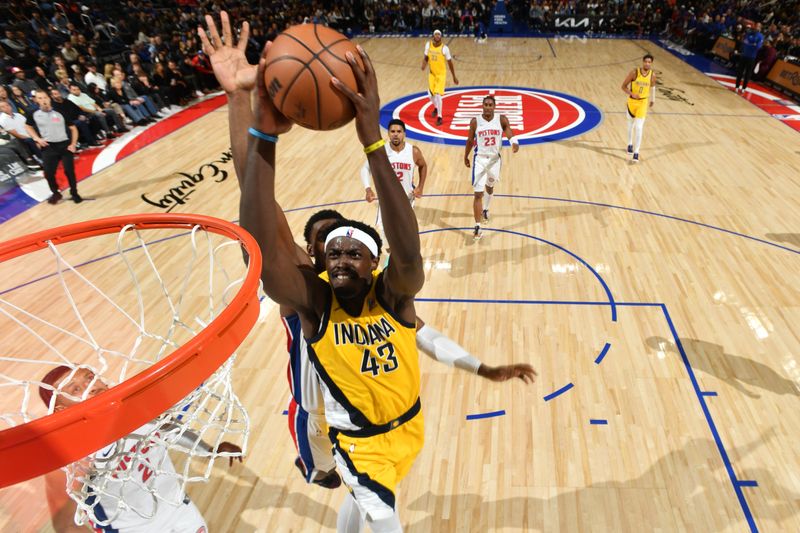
xmin=661 ymin=304 xmax=758 ymax=532
xmin=543 ymin=382 xmax=574 ymax=402
xmin=594 ymin=342 xmax=611 ymax=364
xmin=466 ymin=409 xmax=506 ymax=420
xmin=737 ymin=480 xmax=759 ymax=488
xmin=419 ymin=227 xmax=618 ymax=322
xmin=589 ymin=419 xmax=608 ymax=425
xmin=603 ymin=110 xmax=772 ymax=118
xmin=282 ymin=410 xmax=288 ymax=415
xmin=701 ymin=391 xmax=719 ymax=397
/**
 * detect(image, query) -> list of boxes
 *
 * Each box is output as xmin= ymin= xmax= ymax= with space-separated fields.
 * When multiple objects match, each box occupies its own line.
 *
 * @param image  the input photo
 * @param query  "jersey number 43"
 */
xmin=361 ymin=342 xmax=399 ymax=376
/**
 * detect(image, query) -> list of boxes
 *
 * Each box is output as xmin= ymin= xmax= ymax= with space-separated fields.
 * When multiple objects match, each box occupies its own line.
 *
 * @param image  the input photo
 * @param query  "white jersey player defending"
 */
xmin=360 ymin=118 xmax=427 ymax=249
xmin=39 ymin=366 xmax=241 ymax=533
xmin=463 ymin=95 xmax=519 ymax=240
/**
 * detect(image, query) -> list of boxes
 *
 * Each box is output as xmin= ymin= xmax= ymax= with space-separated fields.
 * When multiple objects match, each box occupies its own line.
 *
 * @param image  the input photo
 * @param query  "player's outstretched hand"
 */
xmin=331 ymin=45 xmax=382 ymax=148
xmin=478 ymin=363 xmax=537 ymax=384
xmin=512 ymin=144 xmax=519 ymax=154
xmin=365 ymin=187 xmax=377 ymax=202
xmin=199 ymin=11 xmax=255 ymax=93
xmin=253 ymin=43 xmax=292 ymax=135
xmin=216 ymin=441 xmax=243 ymax=467
xmin=414 ymin=187 xmax=424 ymax=199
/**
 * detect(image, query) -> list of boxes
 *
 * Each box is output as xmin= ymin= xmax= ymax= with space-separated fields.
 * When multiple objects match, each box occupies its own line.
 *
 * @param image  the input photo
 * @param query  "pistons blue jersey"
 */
xmin=281 ymin=313 xmax=324 ymax=414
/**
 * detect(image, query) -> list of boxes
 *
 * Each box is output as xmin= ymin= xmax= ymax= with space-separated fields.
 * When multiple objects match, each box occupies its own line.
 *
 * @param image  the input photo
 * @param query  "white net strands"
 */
xmin=0 ymin=222 xmax=251 ymax=527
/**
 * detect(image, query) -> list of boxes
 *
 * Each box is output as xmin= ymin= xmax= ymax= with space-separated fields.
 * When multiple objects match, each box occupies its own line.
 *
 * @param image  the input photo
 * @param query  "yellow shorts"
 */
xmin=627 ymin=98 xmax=649 ymax=119
xmin=428 ymin=73 xmax=446 ymax=95
xmin=331 ymin=412 xmax=424 ymax=520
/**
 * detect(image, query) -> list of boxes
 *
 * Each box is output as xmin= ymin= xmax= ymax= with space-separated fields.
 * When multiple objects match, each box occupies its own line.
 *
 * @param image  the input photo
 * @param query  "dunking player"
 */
xmin=463 ymin=95 xmax=519 ymax=240
xmin=39 ymin=366 xmax=241 ymax=533
xmin=360 ymin=118 xmax=427 ymax=251
xmin=421 ymin=29 xmax=458 ymax=126
xmin=621 ymin=53 xmax=656 ymax=163
xmin=200 ymin=12 xmax=536 ymax=496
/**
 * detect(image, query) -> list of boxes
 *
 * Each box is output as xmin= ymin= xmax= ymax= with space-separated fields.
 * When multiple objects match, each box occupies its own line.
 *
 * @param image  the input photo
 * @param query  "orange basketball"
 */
xmin=264 ymin=24 xmax=364 ymax=131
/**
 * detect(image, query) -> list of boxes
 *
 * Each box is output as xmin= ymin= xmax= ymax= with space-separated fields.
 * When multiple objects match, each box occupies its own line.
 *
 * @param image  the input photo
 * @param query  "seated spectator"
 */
xmin=61 ymin=42 xmax=80 ymax=66
xmin=32 ymin=66 xmax=52 ymax=91
xmin=190 ymin=50 xmax=217 ymax=92
xmin=107 ymin=78 xmax=154 ymax=126
xmin=9 ymin=85 xmax=37 ymax=115
xmin=0 ymin=99 xmax=42 ymax=164
xmin=113 ymin=69 xmax=161 ymax=117
xmin=153 ymin=62 xmax=191 ymax=106
xmin=131 ymin=65 xmax=169 ymax=109
xmin=67 ymin=82 xmax=128 ymax=136
xmin=0 ymin=86 xmax=19 ymax=114
xmin=84 ymin=63 xmax=107 ymax=92
xmin=11 ymin=68 xmax=40 ymax=96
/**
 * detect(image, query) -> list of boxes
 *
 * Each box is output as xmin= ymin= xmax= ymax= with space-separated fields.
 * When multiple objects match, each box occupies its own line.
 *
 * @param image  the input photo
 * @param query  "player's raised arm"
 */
xmin=500 ymin=115 xmax=519 ymax=154
xmin=332 ymin=46 xmax=424 ymax=297
xmin=413 ymin=145 xmax=427 ymax=198
xmin=199 ymin=11 xmax=255 ymax=182
xmin=464 ymin=117 xmax=477 ymax=167
xmin=239 ymin=45 xmax=323 ymax=311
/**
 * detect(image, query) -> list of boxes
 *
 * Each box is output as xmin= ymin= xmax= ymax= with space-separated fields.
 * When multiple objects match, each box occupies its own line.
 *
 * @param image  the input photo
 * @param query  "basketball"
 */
xmin=264 ymin=24 xmax=364 ymax=131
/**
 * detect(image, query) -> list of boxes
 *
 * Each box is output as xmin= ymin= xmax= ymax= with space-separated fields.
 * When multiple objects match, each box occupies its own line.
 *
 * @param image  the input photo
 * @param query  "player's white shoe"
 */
xmin=473 ymin=224 xmax=483 ymax=240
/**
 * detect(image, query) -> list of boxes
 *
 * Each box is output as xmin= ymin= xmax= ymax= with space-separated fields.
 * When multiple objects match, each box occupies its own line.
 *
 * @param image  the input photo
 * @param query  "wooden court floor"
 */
xmin=1 ymin=38 xmax=799 ymax=532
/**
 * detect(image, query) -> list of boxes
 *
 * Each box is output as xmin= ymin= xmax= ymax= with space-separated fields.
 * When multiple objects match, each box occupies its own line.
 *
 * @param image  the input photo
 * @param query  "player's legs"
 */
xmin=482 ymin=159 xmax=501 ymax=219
xmin=626 ymin=111 xmax=635 ymax=154
xmin=288 ymin=398 xmax=340 ymax=487
xmin=633 ymin=117 xmax=645 ymax=157
xmin=338 ymin=494 xmax=366 ymax=533
xmin=472 ymin=156 xmax=490 ymax=237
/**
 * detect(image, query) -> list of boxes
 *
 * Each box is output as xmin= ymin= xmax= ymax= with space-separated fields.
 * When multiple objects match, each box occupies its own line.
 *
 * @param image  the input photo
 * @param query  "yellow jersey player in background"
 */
xmin=241 ymin=43 xmax=426 ymax=532
xmin=621 ymin=53 xmax=656 ymax=163
xmin=421 ymin=29 xmax=458 ymax=126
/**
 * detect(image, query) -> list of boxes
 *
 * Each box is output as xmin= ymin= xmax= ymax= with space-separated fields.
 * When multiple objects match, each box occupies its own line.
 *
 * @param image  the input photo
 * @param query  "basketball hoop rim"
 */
xmin=0 ymin=214 xmax=262 ymax=488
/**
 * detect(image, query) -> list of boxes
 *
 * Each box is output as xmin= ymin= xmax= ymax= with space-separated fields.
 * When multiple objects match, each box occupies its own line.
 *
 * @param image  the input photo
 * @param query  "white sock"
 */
xmin=633 ymin=118 xmax=645 ymax=153
xmin=627 ymin=114 xmax=634 ymax=146
xmin=337 ymin=495 xmax=365 ymax=533
xmin=483 ymin=193 xmax=493 ymax=210
xmin=434 ymin=94 xmax=442 ymax=114
xmin=428 ymin=91 xmax=436 ymax=109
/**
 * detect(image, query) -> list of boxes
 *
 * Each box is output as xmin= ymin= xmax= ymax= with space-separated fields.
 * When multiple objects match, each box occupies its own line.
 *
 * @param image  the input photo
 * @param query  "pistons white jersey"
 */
xmin=360 ymin=142 xmax=416 ymax=198
xmin=474 ymin=114 xmax=503 ymax=158
xmin=282 ymin=313 xmax=324 ymax=414
xmin=87 ymin=421 xmax=184 ymax=530
xmin=387 ymin=142 xmax=416 ymax=196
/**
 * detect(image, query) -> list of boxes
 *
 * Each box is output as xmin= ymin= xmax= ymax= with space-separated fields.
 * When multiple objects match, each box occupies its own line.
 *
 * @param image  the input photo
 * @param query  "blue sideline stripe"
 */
xmin=594 ymin=342 xmax=611 ymax=364
xmin=661 ymin=304 xmax=758 ymax=532
xmin=543 ymin=382 xmax=574 ymax=402
xmin=466 ymin=409 xmax=506 ymax=420
xmin=589 ymin=419 xmax=608 ymax=425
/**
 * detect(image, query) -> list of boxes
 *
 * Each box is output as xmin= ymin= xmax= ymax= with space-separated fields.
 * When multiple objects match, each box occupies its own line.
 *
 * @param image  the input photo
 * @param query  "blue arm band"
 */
xmin=248 ymin=127 xmax=278 ymax=143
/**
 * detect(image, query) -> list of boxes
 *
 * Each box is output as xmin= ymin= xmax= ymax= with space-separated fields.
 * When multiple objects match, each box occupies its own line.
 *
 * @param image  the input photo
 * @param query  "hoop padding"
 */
xmin=0 ymin=214 xmax=261 ymax=488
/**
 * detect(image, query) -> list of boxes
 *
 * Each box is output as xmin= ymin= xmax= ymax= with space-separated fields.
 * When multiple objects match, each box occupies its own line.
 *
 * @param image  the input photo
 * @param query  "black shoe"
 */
xmin=71 ymin=194 xmax=83 ymax=203
xmin=431 ymin=107 xmax=437 ymax=117
xmin=436 ymin=116 xmax=443 ymax=126
xmin=312 ymin=469 xmax=342 ymax=489
xmin=48 ymin=192 xmax=62 ymax=204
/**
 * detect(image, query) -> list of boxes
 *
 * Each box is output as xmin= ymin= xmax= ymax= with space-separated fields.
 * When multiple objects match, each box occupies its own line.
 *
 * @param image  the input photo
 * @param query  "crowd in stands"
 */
xmin=2 ymin=0 xmax=798 ymax=175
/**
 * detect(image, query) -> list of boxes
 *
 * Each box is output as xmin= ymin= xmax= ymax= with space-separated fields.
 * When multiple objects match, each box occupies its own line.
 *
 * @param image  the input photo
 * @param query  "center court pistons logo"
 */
xmin=380 ymin=86 xmax=603 ymax=146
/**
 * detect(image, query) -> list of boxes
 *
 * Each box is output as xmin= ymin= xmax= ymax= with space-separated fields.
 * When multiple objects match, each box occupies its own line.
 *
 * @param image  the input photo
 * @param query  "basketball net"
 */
xmin=0 ymin=220 xmax=254 ymax=527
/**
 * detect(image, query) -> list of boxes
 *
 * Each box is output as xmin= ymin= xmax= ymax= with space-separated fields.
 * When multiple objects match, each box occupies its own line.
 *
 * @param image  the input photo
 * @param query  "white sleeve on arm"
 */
xmin=443 ymin=45 xmax=452 ymax=60
xmin=424 ymin=41 xmax=430 ymax=56
xmin=416 ymin=324 xmax=481 ymax=373
xmin=360 ymin=159 xmax=372 ymax=189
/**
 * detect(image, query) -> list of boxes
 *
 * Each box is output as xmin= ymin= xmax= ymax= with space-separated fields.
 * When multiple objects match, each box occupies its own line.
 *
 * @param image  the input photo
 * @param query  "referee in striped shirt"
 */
xmin=25 ymin=89 xmax=81 ymax=204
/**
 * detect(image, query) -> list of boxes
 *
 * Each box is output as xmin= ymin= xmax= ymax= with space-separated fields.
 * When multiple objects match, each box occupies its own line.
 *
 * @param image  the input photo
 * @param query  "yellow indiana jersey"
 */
xmin=426 ymin=41 xmax=447 ymax=76
xmin=629 ymin=68 xmax=652 ymax=102
xmin=308 ymin=270 xmax=420 ymax=429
